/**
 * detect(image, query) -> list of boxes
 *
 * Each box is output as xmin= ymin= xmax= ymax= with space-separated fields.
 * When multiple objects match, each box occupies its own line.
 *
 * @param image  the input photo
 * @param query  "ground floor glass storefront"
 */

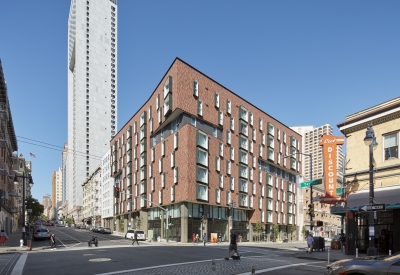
xmin=356 ymin=211 xmax=394 ymax=254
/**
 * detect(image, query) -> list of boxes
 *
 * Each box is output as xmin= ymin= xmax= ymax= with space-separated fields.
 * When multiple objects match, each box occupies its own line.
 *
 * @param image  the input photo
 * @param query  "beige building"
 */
xmin=337 ymin=97 xmax=400 ymax=255
xmin=82 ymin=166 xmax=102 ymax=228
xmin=291 ymin=125 xmax=343 ymax=238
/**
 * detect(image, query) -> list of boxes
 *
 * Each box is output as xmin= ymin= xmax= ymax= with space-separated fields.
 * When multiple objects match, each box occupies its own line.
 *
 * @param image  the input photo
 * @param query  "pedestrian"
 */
xmin=132 ymin=230 xmax=139 ymax=245
xmin=218 ymin=233 xmax=222 ymax=244
xmin=339 ymin=233 xmax=345 ymax=252
xmin=0 ymin=230 xmax=8 ymax=246
xmin=192 ymin=233 xmax=196 ymax=245
xmin=203 ymin=233 xmax=207 ymax=246
xmin=50 ymin=232 xmax=56 ymax=248
xmin=306 ymin=233 xmax=314 ymax=253
xmin=195 ymin=233 xmax=199 ymax=245
xmin=225 ymin=229 xmax=240 ymax=260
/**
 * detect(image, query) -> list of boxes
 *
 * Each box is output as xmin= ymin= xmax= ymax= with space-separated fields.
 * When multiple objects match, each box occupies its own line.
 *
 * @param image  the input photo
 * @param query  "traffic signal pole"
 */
xmin=309 ymin=153 xmax=313 ymax=232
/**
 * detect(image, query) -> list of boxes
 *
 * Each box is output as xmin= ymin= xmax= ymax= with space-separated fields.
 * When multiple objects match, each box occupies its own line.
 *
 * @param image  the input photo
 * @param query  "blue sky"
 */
xmin=0 ymin=1 xmax=399 ymax=202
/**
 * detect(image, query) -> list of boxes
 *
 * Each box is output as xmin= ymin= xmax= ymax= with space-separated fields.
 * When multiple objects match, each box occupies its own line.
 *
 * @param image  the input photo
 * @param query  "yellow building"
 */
xmin=337 ymin=97 xmax=400 ymax=255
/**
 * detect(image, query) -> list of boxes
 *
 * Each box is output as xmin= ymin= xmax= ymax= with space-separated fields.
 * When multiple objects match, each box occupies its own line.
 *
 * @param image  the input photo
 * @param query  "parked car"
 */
xmin=95 ymin=227 xmax=103 ymax=233
xmin=125 ymin=230 xmax=146 ymax=241
xmin=100 ymin=228 xmax=111 ymax=234
xmin=324 ymin=237 xmax=332 ymax=242
xmin=325 ymin=254 xmax=400 ymax=275
xmin=33 ymin=227 xmax=50 ymax=240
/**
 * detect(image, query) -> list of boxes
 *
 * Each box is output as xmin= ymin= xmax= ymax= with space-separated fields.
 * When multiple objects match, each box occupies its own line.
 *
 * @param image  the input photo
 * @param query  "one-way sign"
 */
xmin=358 ymin=204 xmax=386 ymax=212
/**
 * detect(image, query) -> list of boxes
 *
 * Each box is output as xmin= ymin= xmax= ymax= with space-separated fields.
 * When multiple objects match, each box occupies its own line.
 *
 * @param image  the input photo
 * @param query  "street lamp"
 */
xmin=284 ymin=152 xmax=313 ymax=231
xmin=14 ymin=172 xmax=34 ymax=246
xmin=364 ymin=122 xmax=378 ymax=256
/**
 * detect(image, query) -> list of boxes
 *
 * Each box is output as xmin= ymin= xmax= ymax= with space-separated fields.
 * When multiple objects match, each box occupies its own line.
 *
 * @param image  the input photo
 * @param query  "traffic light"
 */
xmin=114 ymin=186 xmax=120 ymax=198
xmin=307 ymin=204 xmax=315 ymax=217
xmin=316 ymin=221 xmax=323 ymax=226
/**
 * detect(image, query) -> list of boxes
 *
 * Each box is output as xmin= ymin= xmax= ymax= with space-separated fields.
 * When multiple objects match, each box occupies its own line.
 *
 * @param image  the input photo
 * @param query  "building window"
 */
xmin=230 ymin=117 xmax=235 ymax=131
xmin=196 ymin=166 xmax=208 ymax=184
xmin=226 ymin=99 xmax=231 ymax=114
xmin=219 ymin=142 xmax=224 ymax=157
xmin=191 ymin=116 xmax=196 ymax=126
xmin=218 ymin=110 xmax=223 ymax=125
xmin=239 ymin=135 xmax=248 ymax=151
xmin=239 ymin=150 xmax=248 ymax=164
xmin=226 ymin=130 xmax=231 ymax=144
xmin=240 ymin=121 xmax=248 ymax=136
xmin=197 ymin=130 xmax=208 ymax=149
xmin=197 ymin=148 xmax=208 ymax=166
xmin=239 ymin=106 xmax=248 ymax=122
xmin=230 ymin=147 xmax=234 ymax=161
xmin=216 ymin=156 xmax=220 ymax=171
xmin=193 ymin=79 xmax=199 ymax=97
xmin=239 ymin=164 xmax=248 ymax=179
xmin=219 ymin=174 xmax=224 ymax=188
xmin=214 ymin=92 xmax=219 ymax=108
xmin=384 ymin=133 xmax=398 ymax=160
xmin=196 ymin=184 xmax=208 ymax=201
xmin=198 ymin=100 xmax=203 ymax=116
xmin=239 ymin=179 xmax=248 ymax=193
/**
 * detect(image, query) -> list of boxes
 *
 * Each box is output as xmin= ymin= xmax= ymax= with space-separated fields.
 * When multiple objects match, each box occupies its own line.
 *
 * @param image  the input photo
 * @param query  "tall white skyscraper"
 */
xmin=291 ymin=124 xmax=344 ymax=181
xmin=55 ymin=168 xmax=63 ymax=204
xmin=67 ymin=0 xmax=118 ymax=213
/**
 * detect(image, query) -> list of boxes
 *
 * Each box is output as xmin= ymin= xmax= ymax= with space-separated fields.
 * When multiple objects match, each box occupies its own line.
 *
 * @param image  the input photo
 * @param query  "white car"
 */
xmin=125 ymin=230 xmax=146 ymax=241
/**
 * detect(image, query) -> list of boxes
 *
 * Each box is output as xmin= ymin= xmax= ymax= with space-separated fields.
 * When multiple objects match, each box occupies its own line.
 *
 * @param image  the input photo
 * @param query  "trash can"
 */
xmin=153 ymin=234 xmax=158 ymax=242
xmin=313 ymin=237 xmax=325 ymax=251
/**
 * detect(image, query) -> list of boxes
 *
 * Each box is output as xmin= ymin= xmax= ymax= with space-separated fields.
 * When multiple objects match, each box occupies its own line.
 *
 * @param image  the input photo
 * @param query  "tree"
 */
xmin=63 ymin=218 xmax=73 ymax=225
xmin=290 ymin=225 xmax=296 ymax=242
xmin=136 ymin=217 xmax=142 ymax=229
xmin=301 ymin=226 xmax=309 ymax=239
xmin=254 ymin=221 xmax=263 ymax=242
xmin=272 ymin=224 xmax=279 ymax=242
xmin=41 ymin=214 xmax=48 ymax=220
xmin=26 ymin=197 xmax=44 ymax=221
xmin=118 ymin=218 xmax=124 ymax=232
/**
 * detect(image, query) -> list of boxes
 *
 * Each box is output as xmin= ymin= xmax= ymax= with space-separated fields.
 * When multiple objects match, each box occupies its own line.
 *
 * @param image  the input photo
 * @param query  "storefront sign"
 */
xmin=319 ymin=135 xmax=345 ymax=200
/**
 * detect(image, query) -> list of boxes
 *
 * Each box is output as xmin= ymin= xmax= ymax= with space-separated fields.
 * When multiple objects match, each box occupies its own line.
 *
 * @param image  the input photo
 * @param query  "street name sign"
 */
xmin=300 ymin=179 xmax=322 ymax=188
xmin=358 ymin=204 xmax=386 ymax=212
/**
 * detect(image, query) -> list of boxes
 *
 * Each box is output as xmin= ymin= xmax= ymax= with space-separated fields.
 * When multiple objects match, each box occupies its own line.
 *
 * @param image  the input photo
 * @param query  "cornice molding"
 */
xmin=341 ymin=111 xmax=400 ymax=135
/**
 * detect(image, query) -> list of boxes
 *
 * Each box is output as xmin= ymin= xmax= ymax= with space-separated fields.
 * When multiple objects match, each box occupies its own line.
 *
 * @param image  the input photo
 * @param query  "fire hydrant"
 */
xmin=20 ymin=239 xmax=23 ymax=247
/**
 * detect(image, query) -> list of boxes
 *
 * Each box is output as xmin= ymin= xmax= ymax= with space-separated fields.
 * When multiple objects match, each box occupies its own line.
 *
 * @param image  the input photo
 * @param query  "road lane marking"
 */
xmin=236 ymin=261 xmax=323 ymax=275
xmin=10 ymin=254 xmax=28 ymax=275
xmin=94 ymin=259 xmax=225 ymax=275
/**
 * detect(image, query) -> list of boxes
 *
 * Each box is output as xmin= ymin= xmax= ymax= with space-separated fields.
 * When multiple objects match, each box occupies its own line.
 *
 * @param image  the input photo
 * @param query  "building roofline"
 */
xmin=115 ymin=57 xmax=301 ymax=138
xmin=337 ymin=96 xmax=400 ymax=128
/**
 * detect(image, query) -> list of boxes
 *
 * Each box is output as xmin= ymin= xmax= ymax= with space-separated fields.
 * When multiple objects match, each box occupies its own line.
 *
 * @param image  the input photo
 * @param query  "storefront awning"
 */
xmin=347 ymin=186 xmax=400 ymax=208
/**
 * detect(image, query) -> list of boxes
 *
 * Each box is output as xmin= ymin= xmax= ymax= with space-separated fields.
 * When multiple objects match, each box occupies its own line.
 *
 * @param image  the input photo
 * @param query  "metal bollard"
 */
xmin=20 ymin=239 xmax=23 ymax=247
xmin=356 ymin=248 xmax=358 ymax=258
xmin=327 ymin=247 xmax=330 ymax=265
xmin=211 ymin=259 xmax=216 ymax=273
xmin=389 ymin=250 xmax=392 ymax=256
xmin=251 ymin=266 xmax=255 ymax=275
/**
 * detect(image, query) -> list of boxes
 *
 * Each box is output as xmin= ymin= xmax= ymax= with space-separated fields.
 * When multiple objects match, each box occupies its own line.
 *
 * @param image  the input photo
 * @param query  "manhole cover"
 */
xmin=89 ymin=258 xmax=111 ymax=262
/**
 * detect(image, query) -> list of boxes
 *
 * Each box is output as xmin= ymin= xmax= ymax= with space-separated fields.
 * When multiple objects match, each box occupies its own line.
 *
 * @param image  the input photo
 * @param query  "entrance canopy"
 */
xmin=347 ymin=185 xmax=400 ymax=209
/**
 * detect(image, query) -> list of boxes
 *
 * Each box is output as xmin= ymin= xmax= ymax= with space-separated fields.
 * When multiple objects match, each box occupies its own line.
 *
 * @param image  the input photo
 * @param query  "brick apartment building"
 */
xmin=111 ymin=58 xmax=302 ymax=243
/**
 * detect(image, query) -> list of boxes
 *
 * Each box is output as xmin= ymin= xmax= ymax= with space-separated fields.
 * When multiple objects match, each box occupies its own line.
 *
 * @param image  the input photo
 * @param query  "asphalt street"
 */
xmin=6 ymin=227 xmax=328 ymax=275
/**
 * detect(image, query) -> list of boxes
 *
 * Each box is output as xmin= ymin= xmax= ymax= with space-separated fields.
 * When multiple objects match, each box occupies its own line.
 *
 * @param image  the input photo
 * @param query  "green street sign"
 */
xmin=336 ymin=187 xmax=344 ymax=196
xmin=300 ymin=179 xmax=322 ymax=188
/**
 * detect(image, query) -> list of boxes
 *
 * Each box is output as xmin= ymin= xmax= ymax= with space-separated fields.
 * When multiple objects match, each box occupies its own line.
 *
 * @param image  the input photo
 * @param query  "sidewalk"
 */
xmin=293 ymin=246 xmax=360 ymax=262
xmin=0 ymin=229 xmax=30 ymax=253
